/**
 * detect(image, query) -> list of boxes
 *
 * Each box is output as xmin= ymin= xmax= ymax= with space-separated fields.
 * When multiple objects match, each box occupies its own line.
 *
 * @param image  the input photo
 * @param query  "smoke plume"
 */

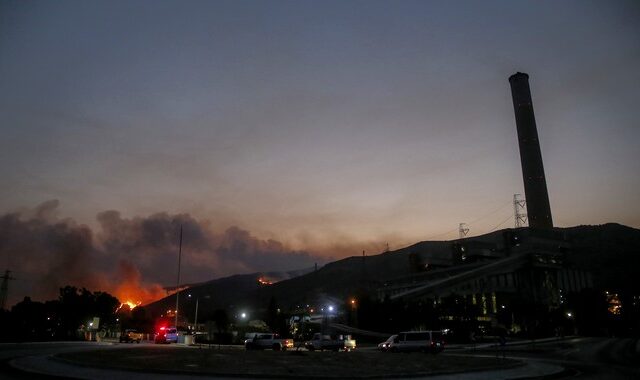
xmin=0 ymin=201 xmax=325 ymax=307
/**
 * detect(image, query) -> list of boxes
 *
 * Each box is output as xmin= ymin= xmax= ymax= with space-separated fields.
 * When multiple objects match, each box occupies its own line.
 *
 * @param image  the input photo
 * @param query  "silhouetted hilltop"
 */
xmin=144 ymin=223 xmax=640 ymax=320
xmin=560 ymin=223 xmax=640 ymax=293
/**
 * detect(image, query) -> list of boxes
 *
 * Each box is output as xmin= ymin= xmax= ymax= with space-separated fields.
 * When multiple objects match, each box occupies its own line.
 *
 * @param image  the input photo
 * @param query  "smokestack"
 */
xmin=509 ymin=72 xmax=553 ymax=229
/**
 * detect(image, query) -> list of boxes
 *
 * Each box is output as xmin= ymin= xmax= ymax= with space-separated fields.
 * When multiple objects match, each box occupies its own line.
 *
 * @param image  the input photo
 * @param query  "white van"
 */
xmin=154 ymin=326 xmax=178 ymax=344
xmin=387 ymin=331 xmax=445 ymax=354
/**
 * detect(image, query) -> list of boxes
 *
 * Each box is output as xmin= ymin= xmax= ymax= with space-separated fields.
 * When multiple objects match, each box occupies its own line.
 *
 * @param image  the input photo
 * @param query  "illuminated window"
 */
xmin=606 ymin=293 xmax=622 ymax=315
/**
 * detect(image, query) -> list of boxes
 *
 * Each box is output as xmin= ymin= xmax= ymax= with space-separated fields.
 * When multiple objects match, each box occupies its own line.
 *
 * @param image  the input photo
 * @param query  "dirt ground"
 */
xmin=57 ymin=346 xmax=520 ymax=378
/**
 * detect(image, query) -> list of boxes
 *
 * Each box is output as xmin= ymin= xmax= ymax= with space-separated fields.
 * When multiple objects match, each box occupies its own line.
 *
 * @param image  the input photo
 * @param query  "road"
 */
xmin=527 ymin=337 xmax=640 ymax=379
xmin=0 ymin=341 xmax=108 ymax=379
xmin=0 ymin=337 xmax=638 ymax=379
xmin=450 ymin=337 xmax=640 ymax=379
xmin=0 ymin=341 xmax=203 ymax=380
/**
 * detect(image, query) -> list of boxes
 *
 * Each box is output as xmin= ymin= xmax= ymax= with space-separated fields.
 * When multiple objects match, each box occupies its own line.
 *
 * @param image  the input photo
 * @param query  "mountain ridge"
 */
xmin=143 ymin=223 xmax=640 ymax=320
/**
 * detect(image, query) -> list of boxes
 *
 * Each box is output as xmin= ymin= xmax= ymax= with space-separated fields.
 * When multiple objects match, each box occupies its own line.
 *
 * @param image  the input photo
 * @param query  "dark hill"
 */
xmin=560 ymin=223 xmax=640 ymax=293
xmin=143 ymin=224 xmax=640 ymax=321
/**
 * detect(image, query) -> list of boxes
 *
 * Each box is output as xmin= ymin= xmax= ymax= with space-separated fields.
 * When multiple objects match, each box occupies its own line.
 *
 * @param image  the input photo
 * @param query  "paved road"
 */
xmin=528 ymin=337 xmax=640 ymax=379
xmin=455 ymin=337 xmax=640 ymax=379
xmin=0 ymin=341 xmax=113 ymax=379
xmin=1 ymin=338 xmax=638 ymax=379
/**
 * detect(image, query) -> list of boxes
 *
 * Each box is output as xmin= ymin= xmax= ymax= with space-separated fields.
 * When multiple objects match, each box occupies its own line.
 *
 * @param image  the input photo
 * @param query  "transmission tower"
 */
xmin=513 ymin=194 xmax=528 ymax=228
xmin=459 ymin=223 xmax=469 ymax=239
xmin=0 ymin=270 xmax=16 ymax=310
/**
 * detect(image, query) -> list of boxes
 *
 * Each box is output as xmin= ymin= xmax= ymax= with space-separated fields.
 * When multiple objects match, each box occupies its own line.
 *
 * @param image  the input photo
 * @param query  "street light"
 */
xmin=350 ymin=298 xmax=358 ymax=327
xmin=174 ymin=226 xmax=183 ymax=329
xmin=194 ymin=297 xmax=199 ymax=333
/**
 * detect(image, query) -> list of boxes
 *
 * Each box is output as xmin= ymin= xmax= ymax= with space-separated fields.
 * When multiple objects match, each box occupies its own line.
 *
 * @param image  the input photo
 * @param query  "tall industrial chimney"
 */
xmin=508 ymin=72 xmax=553 ymax=229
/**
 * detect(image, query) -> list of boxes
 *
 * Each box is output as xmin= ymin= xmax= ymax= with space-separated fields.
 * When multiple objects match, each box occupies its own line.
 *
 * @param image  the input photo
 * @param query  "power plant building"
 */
xmin=376 ymin=73 xmax=592 ymax=331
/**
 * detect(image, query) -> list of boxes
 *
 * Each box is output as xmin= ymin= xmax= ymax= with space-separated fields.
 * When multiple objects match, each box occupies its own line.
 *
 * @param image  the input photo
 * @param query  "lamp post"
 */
xmin=350 ymin=298 xmax=357 ymax=327
xmin=188 ymin=293 xmax=199 ymax=333
xmin=194 ymin=297 xmax=199 ymax=332
xmin=175 ymin=226 xmax=183 ymax=329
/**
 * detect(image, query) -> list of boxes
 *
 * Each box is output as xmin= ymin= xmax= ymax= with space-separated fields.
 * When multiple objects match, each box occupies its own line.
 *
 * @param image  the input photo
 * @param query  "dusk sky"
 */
xmin=1 ymin=1 xmax=639 ymax=305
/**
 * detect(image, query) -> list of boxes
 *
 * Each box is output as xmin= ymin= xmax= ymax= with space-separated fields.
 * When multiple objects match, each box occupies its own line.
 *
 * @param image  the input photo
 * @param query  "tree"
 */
xmin=265 ymin=296 xmax=279 ymax=332
xmin=213 ymin=309 xmax=229 ymax=334
xmin=56 ymin=286 xmax=120 ymax=339
xmin=10 ymin=297 xmax=47 ymax=341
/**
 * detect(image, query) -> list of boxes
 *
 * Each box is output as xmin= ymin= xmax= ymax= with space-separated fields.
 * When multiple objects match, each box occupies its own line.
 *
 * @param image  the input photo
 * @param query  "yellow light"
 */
xmin=116 ymin=300 xmax=141 ymax=312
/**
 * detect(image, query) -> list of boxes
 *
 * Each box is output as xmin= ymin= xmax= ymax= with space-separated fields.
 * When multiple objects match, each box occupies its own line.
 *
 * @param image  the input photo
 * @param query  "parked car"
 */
xmin=244 ymin=333 xmax=293 ymax=351
xmin=342 ymin=335 xmax=356 ymax=351
xmin=154 ymin=326 xmax=178 ymax=344
xmin=387 ymin=331 xmax=445 ymax=354
xmin=305 ymin=333 xmax=356 ymax=351
xmin=377 ymin=334 xmax=397 ymax=351
xmin=119 ymin=329 xmax=143 ymax=343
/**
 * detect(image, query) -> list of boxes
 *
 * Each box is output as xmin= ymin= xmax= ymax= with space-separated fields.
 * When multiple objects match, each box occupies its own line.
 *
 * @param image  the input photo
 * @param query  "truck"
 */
xmin=244 ymin=333 xmax=294 ymax=351
xmin=305 ymin=333 xmax=356 ymax=351
xmin=119 ymin=329 xmax=144 ymax=343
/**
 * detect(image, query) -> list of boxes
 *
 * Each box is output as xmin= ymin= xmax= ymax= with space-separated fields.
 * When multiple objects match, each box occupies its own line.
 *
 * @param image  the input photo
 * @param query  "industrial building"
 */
xmin=375 ymin=73 xmax=593 ymax=332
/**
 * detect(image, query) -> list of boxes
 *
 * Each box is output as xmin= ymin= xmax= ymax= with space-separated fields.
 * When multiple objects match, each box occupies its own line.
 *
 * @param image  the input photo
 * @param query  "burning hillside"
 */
xmin=112 ymin=260 xmax=166 ymax=306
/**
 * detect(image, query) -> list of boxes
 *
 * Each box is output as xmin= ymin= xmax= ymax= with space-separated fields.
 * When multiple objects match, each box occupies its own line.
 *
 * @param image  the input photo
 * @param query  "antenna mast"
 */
xmin=514 ymin=194 xmax=528 ymax=228
xmin=175 ymin=226 xmax=183 ymax=329
xmin=459 ymin=223 xmax=469 ymax=239
xmin=0 ymin=270 xmax=16 ymax=310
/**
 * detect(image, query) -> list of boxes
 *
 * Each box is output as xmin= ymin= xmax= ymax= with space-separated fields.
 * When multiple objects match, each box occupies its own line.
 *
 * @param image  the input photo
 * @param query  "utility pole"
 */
xmin=175 ymin=226 xmax=183 ymax=329
xmin=194 ymin=297 xmax=199 ymax=332
xmin=514 ymin=194 xmax=528 ymax=228
xmin=459 ymin=223 xmax=469 ymax=239
xmin=361 ymin=250 xmax=366 ymax=287
xmin=0 ymin=270 xmax=16 ymax=310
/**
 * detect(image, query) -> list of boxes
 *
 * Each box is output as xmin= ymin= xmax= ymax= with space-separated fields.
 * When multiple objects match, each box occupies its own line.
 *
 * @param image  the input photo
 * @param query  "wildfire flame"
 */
xmin=258 ymin=277 xmax=273 ymax=285
xmin=113 ymin=260 xmax=167 ymax=308
xmin=116 ymin=300 xmax=142 ymax=312
xmin=124 ymin=300 xmax=141 ymax=309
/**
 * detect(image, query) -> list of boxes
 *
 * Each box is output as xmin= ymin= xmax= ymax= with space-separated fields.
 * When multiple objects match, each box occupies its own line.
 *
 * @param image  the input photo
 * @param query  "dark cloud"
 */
xmin=95 ymin=210 xmax=322 ymax=284
xmin=0 ymin=200 xmax=104 ymax=302
xmin=1 ymin=201 xmax=325 ymax=307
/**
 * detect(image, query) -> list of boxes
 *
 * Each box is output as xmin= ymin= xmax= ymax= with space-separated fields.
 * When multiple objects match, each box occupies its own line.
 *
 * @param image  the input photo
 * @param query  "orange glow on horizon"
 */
xmin=124 ymin=300 xmax=141 ymax=309
xmin=114 ymin=283 xmax=166 ymax=307
xmin=116 ymin=300 xmax=141 ymax=312
xmin=112 ymin=260 xmax=167 ymax=307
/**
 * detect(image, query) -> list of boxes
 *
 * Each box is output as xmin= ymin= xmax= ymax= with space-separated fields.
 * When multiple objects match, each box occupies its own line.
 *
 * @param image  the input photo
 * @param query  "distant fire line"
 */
xmin=116 ymin=300 xmax=142 ymax=312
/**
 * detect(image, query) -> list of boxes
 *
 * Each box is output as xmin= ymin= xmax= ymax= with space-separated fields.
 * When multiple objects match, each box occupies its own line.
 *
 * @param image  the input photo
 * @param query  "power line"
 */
xmin=424 ymin=200 xmax=512 ymax=241
xmin=424 ymin=226 xmax=460 ymax=241
xmin=466 ymin=201 xmax=512 ymax=226
xmin=489 ymin=214 xmax=514 ymax=232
